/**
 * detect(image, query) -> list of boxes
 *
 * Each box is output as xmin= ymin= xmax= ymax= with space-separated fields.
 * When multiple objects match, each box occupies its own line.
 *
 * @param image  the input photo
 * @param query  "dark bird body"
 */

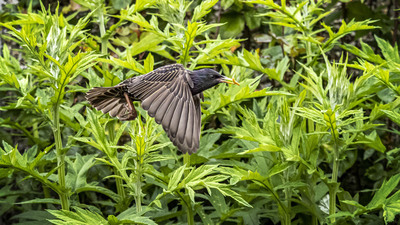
xmin=86 ymin=64 xmax=238 ymax=154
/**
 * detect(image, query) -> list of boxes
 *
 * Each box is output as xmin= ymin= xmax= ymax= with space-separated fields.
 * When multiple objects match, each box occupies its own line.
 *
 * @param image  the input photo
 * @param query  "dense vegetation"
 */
xmin=1 ymin=0 xmax=400 ymax=224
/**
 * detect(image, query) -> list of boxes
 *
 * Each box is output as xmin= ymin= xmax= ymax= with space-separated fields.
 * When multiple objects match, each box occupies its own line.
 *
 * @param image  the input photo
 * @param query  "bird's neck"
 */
xmin=190 ymin=80 xmax=203 ymax=95
xmin=189 ymin=75 xmax=210 ymax=95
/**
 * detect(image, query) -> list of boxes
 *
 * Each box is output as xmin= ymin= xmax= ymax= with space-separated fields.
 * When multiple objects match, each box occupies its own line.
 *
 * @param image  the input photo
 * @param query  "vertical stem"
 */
xmin=283 ymin=168 xmax=291 ymax=225
xmin=393 ymin=0 xmax=398 ymax=46
xmin=183 ymin=153 xmax=190 ymax=166
xmin=37 ymin=124 xmax=52 ymax=207
xmin=183 ymin=153 xmax=191 ymax=178
xmin=114 ymin=168 xmax=126 ymax=198
xmin=312 ymin=215 xmax=318 ymax=225
xmin=214 ymin=0 xmax=222 ymax=38
xmin=135 ymin=130 xmax=144 ymax=214
xmin=280 ymin=26 xmax=285 ymax=57
xmin=186 ymin=202 xmax=195 ymax=225
xmin=329 ymin=141 xmax=339 ymax=223
xmin=40 ymin=164 xmax=52 ymax=209
xmin=279 ymin=149 xmax=291 ymax=225
xmin=53 ymin=105 xmax=69 ymax=210
xmin=98 ymin=6 xmax=108 ymax=72
xmin=33 ymin=122 xmax=39 ymax=140
xmin=109 ymin=122 xmax=127 ymax=203
xmin=111 ymin=147 xmax=127 ymax=210
xmin=183 ymin=153 xmax=193 ymax=224
xmin=181 ymin=193 xmax=194 ymax=225
xmin=135 ymin=161 xmax=142 ymax=214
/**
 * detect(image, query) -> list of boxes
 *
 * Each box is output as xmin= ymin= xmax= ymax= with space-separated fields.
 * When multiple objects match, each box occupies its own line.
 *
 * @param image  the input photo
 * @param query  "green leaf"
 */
xmin=367 ymin=174 xmax=400 ymax=209
xmin=65 ymin=153 xmax=96 ymax=192
xmin=240 ymin=144 xmax=281 ymax=154
xmin=184 ymin=165 xmax=218 ymax=184
xmin=168 ymin=165 xmax=186 ymax=190
xmin=274 ymin=181 xmax=308 ymax=191
xmin=357 ymin=131 xmax=386 ymax=153
xmin=376 ymin=35 xmax=400 ymax=64
xmin=18 ymin=198 xmax=61 ymax=205
xmin=10 ymin=210 xmax=55 ymax=224
xmin=48 ymin=208 xmax=107 ymax=225
xmin=219 ymin=13 xmax=245 ymax=39
xmin=244 ymin=11 xmax=261 ymax=30
xmin=382 ymin=110 xmax=400 ymax=126
xmin=340 ymin=200 xmax=367 ymax=211
xmin=341 ymin=41 xmax=385 ymax=65
xmin=192 ymin=0 xmax=219 ymax=21
xmin=116 ymin=207 xmax=157 ymax=225
xmin=129 ymin=32 xmax=167 ymax=57
xmin=216 ymin=186 xmax=252 ymax=207
xmin=76 ymin=185 xmax=120 ymax=202
xmin=143 ymin=53 xmax=154 ymax=73
xmin=111 ymin=0 xmax=131 ymax=10
xmin=321 ymin=19 xmax=377 ymax=52
xmin=384 ymin=201 xmax=400 ymax=223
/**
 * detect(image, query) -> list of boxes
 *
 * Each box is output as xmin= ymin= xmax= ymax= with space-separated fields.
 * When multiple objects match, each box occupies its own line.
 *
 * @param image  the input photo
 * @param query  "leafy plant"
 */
xmin=1 ymin=0 xmax=400 ymax=224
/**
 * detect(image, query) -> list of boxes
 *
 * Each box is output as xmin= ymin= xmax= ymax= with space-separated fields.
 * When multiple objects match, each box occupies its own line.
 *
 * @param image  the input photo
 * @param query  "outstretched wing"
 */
xmin=125 ymin=64 xmax=201 ymax=154
xmin=86 ymin=86 xmax=136 ymax=121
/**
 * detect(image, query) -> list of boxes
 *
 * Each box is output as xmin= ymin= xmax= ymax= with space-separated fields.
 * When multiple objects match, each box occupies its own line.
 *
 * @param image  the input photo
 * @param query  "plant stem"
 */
xmin=214 ymin=0 xmax=222 ymax=38
xmin=135 ymin=162 xmax=142 ymax=214
xmin=283 ymin=168 xmax=291 ymax=225
xmin=98 ymin=6 xmax=108 ymax=59
xmin=107 ymin=121 xmax=127 ymax=203
xmin=40 ymin=164 xmax=53 ymax=209
xmin=312 ymin=214 xmax=318 ymax=225
xmin=110 ymin=148 xmax=127 ymax=209
xmin=53 ymin=105 xmax=69 ymax=210
xmin=38 ymin=125 xmax=52 ymax=208
xmin=114 ymin=168 xmax=126 ymax=198
xmin=135 ymin=140 xmax=144 ymax=214
xmin=183 ymin=153 xmax=190 ymax=166
xmin=329 ymin=141 xmax=339 ymax=223
xmin=183 ymin=153 xmax=191 ymax=177
xmin=98 ymin=4 xmax=110 ymax=81
xmin=177 ymin=191 xmax=194 ymax=225
xmin=186 ymin=202 xmax=195 ymax=225
xmin=107 ymin=122 xmax=127 ymax=206
xmin=183 ymin=153 xmax=193 ymax=224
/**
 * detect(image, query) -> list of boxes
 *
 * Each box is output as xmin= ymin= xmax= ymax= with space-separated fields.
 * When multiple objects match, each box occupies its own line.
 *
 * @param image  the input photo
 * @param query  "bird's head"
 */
xmin=190 ymin=68 xmax=239 ymax=95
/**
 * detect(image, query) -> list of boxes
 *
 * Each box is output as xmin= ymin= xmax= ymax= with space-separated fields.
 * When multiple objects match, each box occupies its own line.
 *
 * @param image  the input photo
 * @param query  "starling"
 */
xmin=86 ymin=64 xmax=239 ymax=154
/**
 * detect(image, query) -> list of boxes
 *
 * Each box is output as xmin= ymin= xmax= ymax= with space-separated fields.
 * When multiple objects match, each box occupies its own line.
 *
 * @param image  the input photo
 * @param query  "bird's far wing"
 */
xmin=86 ymin=86 xmax=136 ymax=121
xmin=135 ymin=64 xmax=200 ymax=154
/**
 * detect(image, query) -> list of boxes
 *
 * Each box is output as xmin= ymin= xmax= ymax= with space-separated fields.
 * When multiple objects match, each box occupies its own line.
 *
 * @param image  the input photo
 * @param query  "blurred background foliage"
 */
xmin=1 ymin=0 xmax=400 ymax=224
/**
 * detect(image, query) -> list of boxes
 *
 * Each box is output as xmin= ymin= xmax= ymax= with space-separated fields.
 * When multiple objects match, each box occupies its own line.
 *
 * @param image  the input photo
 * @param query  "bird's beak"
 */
xmin=220 ymin=76 xmax=240 ymax=86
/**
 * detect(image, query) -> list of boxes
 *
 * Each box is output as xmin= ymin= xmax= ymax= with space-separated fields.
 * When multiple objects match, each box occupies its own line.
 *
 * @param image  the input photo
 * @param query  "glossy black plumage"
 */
xmin=86 ymin=64 xmax=236 ymax=154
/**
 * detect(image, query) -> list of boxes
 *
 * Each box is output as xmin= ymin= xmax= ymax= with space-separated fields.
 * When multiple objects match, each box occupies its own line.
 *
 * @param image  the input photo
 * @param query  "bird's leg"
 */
xmin=124 ymin=92 xmax=137 ymax=120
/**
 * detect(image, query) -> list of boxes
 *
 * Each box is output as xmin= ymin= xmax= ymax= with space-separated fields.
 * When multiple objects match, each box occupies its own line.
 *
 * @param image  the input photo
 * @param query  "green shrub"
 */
xmin=1 ymin=0 xmax=400 ymax=224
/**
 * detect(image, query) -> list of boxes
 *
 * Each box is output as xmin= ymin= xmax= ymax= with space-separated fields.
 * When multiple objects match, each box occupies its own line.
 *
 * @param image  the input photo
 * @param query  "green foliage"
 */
xmin=1 ymin=0 xmax=400 ymax=224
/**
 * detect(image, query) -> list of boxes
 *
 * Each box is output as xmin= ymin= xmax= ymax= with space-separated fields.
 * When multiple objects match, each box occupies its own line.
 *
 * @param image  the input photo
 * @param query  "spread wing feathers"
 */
xmin=139 ymin=66 xmax=200 ymax=154
xmin=167 ymin=93 xmax=201 ymax=154
xmin=86 ymin=87 xmax=135 ymax=121
xmin=124 ymin=64 xmax=194 ymax=100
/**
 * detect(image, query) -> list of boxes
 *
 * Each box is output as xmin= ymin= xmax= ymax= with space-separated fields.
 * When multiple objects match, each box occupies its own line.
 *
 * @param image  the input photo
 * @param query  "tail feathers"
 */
xmin=86 ymin=87 xmax=136 ymax=121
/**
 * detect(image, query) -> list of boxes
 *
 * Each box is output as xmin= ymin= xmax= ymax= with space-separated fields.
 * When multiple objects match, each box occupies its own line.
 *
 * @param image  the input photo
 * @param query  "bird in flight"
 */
xmin=86 ymin=64 xmax=239 ymax=154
